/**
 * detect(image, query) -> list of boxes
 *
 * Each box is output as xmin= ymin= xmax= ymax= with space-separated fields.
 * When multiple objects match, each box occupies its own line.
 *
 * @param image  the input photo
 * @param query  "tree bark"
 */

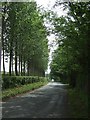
xmin=11 ymin=55 xmax=13 ymax=74
xmin=2 ymin=41 xmax=5 ymax=74
xmin=19 ymin=54 xmax=20 ymax=75
xmin=2 ymin=4 xmax=6 ymax=75
xmin=21 ymin=55 xmax=22 ymax=76
xmin=9 ymin=47 xmax=13 ymax=76
xmin=15 ymin=40 xmax=18 ymax=76
xmin=23 ymin=60 xmax=25 ymax=76
xmin=27 ymin=60 xmax=30 ymax=76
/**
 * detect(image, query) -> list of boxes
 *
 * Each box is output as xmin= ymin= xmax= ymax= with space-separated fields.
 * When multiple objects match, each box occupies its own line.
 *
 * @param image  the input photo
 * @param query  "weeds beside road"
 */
xmin=2 ymin=81 xmax=48 ymax=101
xmin=68 ymin=88 xmax=88 ymax=118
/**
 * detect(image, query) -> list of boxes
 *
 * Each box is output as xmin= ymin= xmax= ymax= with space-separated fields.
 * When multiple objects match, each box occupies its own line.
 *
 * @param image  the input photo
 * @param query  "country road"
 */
xmin=2 ymin=82 xmax=70 ymax=118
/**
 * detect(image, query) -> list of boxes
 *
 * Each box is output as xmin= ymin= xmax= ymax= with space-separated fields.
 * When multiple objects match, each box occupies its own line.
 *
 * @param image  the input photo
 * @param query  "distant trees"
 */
xmin=2 ymin=2 xmax=49 ymax=76
xmin=50 ymin=1 xmax=89 ymax=91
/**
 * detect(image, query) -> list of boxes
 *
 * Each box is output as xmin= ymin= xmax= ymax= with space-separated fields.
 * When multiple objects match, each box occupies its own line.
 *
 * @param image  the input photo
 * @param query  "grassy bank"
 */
xmin=68 ymin=88 xmax=88 ymax=118
xmin=2 ymin=81 xmax=48 ymax=101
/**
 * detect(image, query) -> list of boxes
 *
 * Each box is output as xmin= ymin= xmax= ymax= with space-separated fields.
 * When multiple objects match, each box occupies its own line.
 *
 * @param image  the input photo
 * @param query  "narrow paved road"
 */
xmin=2 ymin=82 xmax=70 ymax=118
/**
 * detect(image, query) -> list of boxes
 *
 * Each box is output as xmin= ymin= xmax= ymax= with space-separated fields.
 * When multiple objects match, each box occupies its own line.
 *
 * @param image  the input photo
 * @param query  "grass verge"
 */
xmin=68 ymin=88 xmax=88 ymax=118
xmin=2 ymin=81 xmax=48 ymax=101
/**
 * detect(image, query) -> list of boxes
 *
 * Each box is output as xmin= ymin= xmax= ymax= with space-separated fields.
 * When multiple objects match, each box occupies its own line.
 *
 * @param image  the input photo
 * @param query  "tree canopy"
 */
xmin=50 ymin=1 xmax=89 ymax=90
xmin=2 ymin=2 xmax=49 ymax=76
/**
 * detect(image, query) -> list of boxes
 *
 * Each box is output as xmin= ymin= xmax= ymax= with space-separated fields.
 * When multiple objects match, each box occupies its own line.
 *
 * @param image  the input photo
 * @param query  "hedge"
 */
xmin=2 ymin=76 xmax=47 ymax=90
xmin=2 ymin=81 xmax=48 ymax=100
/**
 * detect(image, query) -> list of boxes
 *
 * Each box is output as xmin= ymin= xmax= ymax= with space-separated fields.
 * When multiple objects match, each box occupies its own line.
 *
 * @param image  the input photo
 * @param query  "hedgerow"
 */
xmin=2 ymin=80 xmax=48 ymax=100
xmin=2 ymin=76 xmax=47 ymax=90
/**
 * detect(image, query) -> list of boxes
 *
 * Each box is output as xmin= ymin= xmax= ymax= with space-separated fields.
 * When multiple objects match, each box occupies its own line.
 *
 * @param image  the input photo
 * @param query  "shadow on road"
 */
xmin=2 ymin=82 xmax=70 ymax=118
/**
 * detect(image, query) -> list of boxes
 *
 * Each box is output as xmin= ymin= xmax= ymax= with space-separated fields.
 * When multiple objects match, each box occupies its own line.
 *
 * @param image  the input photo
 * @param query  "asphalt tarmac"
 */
xmin=2 ymin=82 xmax=70 ymax=118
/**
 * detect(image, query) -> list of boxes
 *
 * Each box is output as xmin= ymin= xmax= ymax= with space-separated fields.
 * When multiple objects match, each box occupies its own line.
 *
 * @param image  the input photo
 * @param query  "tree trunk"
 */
xmin=19 ymin=55 xmax=20 ymax=75
xmin=23 ymin=60 xmax=25 ymax=76
xmin=11 ymin=55 xmax=13 ymax=74
xmin=21 ymin=55 xmax=22 ymax=76
xmin=27 ymin=60 xmax=30 ymax=76
xmin=2 ymin=4 xmax=6 ymax=75
xmin=2 ymin=42 xmax=5 ymax=74
xmin=9 ymin=48 xmax=12 ymax=76
xmin=15 ymin=42 xmax=18 ymax=75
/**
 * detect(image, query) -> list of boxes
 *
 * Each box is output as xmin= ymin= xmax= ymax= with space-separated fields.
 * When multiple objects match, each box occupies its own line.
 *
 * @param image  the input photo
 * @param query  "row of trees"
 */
xmin=2 ymin=2 xmax=49 ymax=76
xmin=50 ymin=1 xmax=89 ymax=91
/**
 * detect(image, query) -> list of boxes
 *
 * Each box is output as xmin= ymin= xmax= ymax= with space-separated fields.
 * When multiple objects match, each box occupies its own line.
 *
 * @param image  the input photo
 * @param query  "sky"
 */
xmin=1 ymin=0 xmax=67 ymax=74
xmin=35 ymin=0 xmax=67 ymax=74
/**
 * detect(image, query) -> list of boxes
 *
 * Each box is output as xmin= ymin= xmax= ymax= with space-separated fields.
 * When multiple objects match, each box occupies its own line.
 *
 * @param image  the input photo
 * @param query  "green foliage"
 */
xmin=2 ymin=76 xmax=47 ymax=90
xmin=50 ymin=2 xmax=89 ymax=89
xmin=68 ymin=88 xmax=88 ymax=118
xmin=2 ymin=2 xmax=49 ymax=76
xmin=2 ymin=80 xmax=48 ymax=100
xmin=50 ymin=46 xmax=69 ymax=83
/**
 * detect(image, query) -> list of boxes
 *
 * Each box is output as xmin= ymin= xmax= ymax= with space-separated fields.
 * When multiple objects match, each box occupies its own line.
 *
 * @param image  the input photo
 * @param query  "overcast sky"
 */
xmin=35 ymin=0 xmax=67 ymax=74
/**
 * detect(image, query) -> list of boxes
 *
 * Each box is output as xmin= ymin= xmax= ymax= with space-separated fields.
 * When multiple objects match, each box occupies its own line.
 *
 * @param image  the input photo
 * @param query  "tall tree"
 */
xmin=2 ymin=2 xmax=49 ymax=77
xmin=50 ymin=1 xmax=90 ymax=90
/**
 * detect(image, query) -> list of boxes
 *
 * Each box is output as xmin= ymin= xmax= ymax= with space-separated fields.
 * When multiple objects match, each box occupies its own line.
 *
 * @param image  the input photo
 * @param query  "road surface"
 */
xmin=2 ymin=82 xmax=70 ymax=118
